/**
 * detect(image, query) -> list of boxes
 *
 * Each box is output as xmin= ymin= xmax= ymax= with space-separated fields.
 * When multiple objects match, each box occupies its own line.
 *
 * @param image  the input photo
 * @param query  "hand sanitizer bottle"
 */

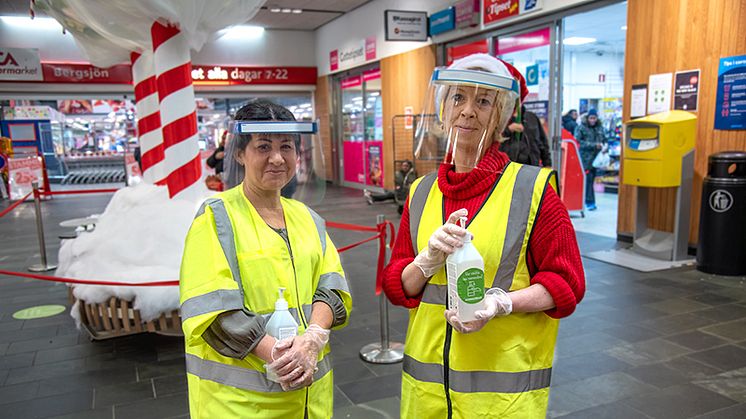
xmin=446 ymin=217 xmax=485 ymax=322
xmin=265 ymin=287 xmax=298 ymax=382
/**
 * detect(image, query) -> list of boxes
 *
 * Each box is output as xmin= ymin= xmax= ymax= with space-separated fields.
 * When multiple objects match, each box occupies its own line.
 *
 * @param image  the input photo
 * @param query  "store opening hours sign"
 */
xmin=191 ymin=66 xmax=317 ymax=85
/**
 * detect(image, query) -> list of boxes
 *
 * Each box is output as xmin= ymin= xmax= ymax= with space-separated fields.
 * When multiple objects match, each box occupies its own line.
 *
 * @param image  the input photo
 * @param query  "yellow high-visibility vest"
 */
xmin=401 ymin=163 xmax=558 ymax=418
xmin=180 ymin=185 xmax=351 ymax=418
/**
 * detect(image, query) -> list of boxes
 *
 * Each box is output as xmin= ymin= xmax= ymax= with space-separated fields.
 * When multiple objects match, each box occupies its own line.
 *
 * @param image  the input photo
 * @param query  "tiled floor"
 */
xmin=1 ymin=185 xmax=745 ymax=418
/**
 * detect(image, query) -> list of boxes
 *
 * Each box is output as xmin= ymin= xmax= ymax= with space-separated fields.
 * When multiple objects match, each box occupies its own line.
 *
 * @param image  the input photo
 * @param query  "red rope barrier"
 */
xmin=0 ymin=192 xmax=32 ymax=219
xmin=337 ymin=233 xmax=381 ymax=253
xmin=326 ymin=221 xmax=378 ymax=233
xmin=41 ymin=188 xmax=120 ymax=196
xmin=0 ymin=269 xmax=179 ymax=287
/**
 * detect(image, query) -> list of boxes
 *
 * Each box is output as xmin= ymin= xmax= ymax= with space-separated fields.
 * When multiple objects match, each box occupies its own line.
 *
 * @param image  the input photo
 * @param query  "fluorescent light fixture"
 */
xmin=218 ymin=25 xmax=265 ymax=40
xmin=292 ymin=9 xmax=302 ymax=14
xmin=621 ymin=25 xmax=627 ymax=30
xmin=563 ymin=37 xmax=597 ymax=45
xmin=1 ymin=16 xmax=63 ymax=31
xmin=270 ymin=7 xmax=281 ymax=12
xmin=281 ymin=8 xmax=292 ymax=13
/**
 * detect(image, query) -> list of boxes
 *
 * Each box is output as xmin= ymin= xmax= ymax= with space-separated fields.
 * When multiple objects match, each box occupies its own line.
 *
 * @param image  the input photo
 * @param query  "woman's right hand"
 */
xmin=413 ymin=208 xmax=469 ymax=278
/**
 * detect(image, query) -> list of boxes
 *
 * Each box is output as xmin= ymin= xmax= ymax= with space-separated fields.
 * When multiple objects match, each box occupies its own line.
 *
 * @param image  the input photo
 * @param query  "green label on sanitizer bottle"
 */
xmin=457 ymin=268 xmax=485 ymax=304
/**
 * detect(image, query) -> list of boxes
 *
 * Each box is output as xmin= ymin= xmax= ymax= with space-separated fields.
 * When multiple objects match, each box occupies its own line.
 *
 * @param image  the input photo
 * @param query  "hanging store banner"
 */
xmin=365 ymin=36 xmax=377 ymax=61
xmin=385 ymin=10 xmax=428 ymax=42
xmin=496 ymin=27 xmax=551 ymax=54
xmin=8 ymin=156 xmax=43 ymax=200
xmin=484 ymin=0 xmax=542 ymax=26
xmin=455 ymin=0 xmax=480 ymax=29
xmin=430 ymin=7 xmax=456 ymax=36
xmin=42 ymin=63 xmax=132 ymax=84
xmin=715 ymin=54 xmax=746 ymax=130
xmin=447 ymin=39 xmax=489 ymax=65
xmin=673 ymin=69 xmax=700 ymax=112
xmin=190 ymin=66 xmax=317 ymax=85
xmin=0 ymin=48 xmax=43 ymax=81
xmin=330 ymin=50 xmax=339 ymax=71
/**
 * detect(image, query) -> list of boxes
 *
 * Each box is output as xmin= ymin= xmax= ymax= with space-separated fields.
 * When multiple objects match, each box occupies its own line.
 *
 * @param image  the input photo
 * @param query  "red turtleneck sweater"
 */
xmin=382 ymin=144 xmax=585 ymax=318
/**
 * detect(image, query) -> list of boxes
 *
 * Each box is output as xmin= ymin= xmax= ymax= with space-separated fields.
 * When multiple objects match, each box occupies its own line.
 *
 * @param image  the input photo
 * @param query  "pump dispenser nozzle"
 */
xmin=275 ymin=287 xmax=289 ymax=311
xmin=459 ymin=217 xmax=472 ymax=242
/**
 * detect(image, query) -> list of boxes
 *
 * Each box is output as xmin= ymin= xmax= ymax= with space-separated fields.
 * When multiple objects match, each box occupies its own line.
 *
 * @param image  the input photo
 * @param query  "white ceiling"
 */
xmin=563 ymin=1 xmax=628 ymax=54
xmin=0 ymin=0 xmax=373 ymax=31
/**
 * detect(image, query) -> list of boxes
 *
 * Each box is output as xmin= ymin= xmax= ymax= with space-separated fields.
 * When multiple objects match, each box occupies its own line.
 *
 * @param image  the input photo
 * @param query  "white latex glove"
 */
xmin=444 ymin=288 xmax=513 ymax=334
xmin=268 ymin=324 xmax=330 ymax=391
xmin=413 ymin=208 xmax=469 ymax=278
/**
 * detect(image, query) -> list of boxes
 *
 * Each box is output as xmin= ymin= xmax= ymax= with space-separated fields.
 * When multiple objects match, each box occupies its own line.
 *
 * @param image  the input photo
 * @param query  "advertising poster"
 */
xmin=8 ymin=156 xmax=43 ymax=200
xmin=715 ymin=54 xmax=746 ymax=130
xmin=524 ymin=100 xmax=549 ymax=133
xmin=630 ymin=84 xmax=648 ymax=118
xmin=366 ymin=143 xmax=383 ymax=187
xmin=0 ymin=47 xmax=42 ymax=81
xmin=384 ymin=10 xmax=428 ymax=41
xmin=648 ymin=72 xmax=673 ymax=114
xmin=673 ymin=69 xmax=700 ymax=111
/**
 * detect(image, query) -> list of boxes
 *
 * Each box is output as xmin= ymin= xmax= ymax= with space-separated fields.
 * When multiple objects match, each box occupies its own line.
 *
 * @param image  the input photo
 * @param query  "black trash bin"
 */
xmin=697 ymin=151 xmax=746 ymax=276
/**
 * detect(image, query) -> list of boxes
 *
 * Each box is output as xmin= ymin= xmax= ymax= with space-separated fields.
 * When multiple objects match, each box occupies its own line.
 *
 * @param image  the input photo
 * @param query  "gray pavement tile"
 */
xmin=0 ymin=389 xmax=93 ymax=419
xmin=663 ymin=356 xmax=724 ymax=380
xmin=546 ymin=384 xmax=597 ymax=418
xmin=561 ymin=371 xmax=657 ymax=408
xmin=701 ymin=319 xmax=746 ymax=342
xmin=604 ymin=338 xmax=692 ymax=367
xmin=664 ymin=330 xmax=730 ymax=351
xmin=554 ymin=331 xmax=627 ymax=359
xmin=0 ymin=381 xmax=40 ymax=406
xmin=0 ymin=369 xmax=7 ymax=386
xmin=0 ymin=325 xmax=60 ymax=344
xmin=153 ymin=374 xmax=187 ymax=398
xmin=337 ymin=373 xmax=401 ymax=404
xmin=626 ymin=362 xmax=696 ymax=389
xmin=363 ymin=361 xmax=403 ymax=378
xmin=113 ymin=392 xmax=188 ymax=419
xmin=5 ymin=332 xmax=79 ymax=355
xmin=49 ymin=407 xmax=114 ymax=419
xmin=693 ymin=402 xmax=746 ymax=418
xmin=639 ymin=312 xmax=719 ymax=336
xmin=0 ymin=352 xmax=35 ymax=370
xmin=687 ymin=292 xmax=738 ymax=306
xmin=552 ymin=400 xmax=649 ymax=419
xmin=333 ymin=385 xmax=353 ymax=409
xmin=37 ymin=367 xmax=137 ymax=398
xmin=0 ymin=343 xmax=8 ymax=356
xmin=600 ymin=324 xmax=661 ymax=343
xmin=693 ymin=367 xmax=746 ymax=403
xmin=686 ymin=345 xmax=746 ymax=372
xmin=332 ymin=358 xmax=377 ymax=385
xmin=0 ymin=321 xmax=24 ymax=333
xmin=625 ymin=383 xmax=738 ymax=419
xmin=552 ymin=351 xmax=631 ymax=386
xmin=136 ymin=358 xmax=186 ymax=381
xmin=94 ymin=380 xmax=155 ymax=409
xmin=33 ymin=342 xmax=113 ymax=365
xmin=646 ymin=297 xmax=712 ymax=315
xmin=333 ymin=396 xmax=400 ymax=419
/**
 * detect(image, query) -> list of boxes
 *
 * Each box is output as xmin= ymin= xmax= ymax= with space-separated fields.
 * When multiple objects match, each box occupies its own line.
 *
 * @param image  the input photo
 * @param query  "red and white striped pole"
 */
xmin=131 ymin=51 xmax=166 ymax=185
xmin=151 ymin=21 xmax=202 ymax=199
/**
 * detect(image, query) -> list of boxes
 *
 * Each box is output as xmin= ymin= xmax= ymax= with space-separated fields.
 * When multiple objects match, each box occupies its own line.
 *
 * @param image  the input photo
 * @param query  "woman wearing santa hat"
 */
xmin=383 ymin=54 xmax=585 ymax=418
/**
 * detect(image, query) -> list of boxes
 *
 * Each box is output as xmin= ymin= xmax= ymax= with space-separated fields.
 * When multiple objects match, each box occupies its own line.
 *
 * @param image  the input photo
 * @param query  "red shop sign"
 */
xmin=363 ymin=68 xmax=380 ymax=81
xmin=341 ymin=75 xmax=362 ymax=89
xmin=483 ymin=0 xmax=519 ymax=25
xmin=191 ymin=66 xmax=317 ymax=85
xmin=496 ymin=27 xmax=550 ymax=55
xmin=42 ymin=62 xmax=132 ymax=84
xmin=447 ymin=39 xmax=489 ymax=65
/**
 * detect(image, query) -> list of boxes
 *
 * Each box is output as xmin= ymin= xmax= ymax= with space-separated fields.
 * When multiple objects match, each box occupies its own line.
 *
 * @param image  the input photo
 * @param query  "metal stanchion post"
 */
xmin=28 ymin=181 xmax=57 ymax=272
xmin=360 ymin=214 xmax=404 ymax=364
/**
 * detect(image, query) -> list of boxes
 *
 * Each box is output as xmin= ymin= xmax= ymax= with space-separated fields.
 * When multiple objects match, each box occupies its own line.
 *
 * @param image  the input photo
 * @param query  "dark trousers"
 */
xmin=585 ymin=167 xmax=596 ymax=205
xmin=370 ymin=191 xmax=395 ymax=202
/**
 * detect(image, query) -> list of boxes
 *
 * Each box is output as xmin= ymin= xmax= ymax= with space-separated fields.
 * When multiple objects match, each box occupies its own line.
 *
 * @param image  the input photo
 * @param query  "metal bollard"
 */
xmin=360 ymin=214 xmax=404 ymax=364
xmin=27 ymin=181 xmax=57 ymax=272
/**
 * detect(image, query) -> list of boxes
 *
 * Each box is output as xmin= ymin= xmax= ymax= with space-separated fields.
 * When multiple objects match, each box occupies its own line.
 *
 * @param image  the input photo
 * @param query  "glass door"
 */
xmin=339 ymin=67 xmax=383 ymax=188
xmin=494 ymin=26 xmax=557 ymax=168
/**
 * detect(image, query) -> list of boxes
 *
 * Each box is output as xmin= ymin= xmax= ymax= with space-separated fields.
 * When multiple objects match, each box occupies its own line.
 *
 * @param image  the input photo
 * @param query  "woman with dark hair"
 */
xmin=180 ymin=99 xmax=352 ymax=418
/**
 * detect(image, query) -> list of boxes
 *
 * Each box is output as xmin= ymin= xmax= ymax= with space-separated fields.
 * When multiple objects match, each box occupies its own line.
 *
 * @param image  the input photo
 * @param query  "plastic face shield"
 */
xmin=223 ymin=120 xmax=326 ymax=205
xmin=414 ymin=68 xmax=519 ymax=171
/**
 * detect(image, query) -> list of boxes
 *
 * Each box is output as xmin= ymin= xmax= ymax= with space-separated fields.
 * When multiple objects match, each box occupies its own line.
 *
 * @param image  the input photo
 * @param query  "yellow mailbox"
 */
xmin=623 ymin=110 xmax=696 ymax=187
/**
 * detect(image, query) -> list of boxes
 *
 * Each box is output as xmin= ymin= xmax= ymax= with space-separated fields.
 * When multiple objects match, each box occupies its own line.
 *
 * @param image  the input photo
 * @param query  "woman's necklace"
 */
xmin=256 ymin=206 xmax=285 ymax=229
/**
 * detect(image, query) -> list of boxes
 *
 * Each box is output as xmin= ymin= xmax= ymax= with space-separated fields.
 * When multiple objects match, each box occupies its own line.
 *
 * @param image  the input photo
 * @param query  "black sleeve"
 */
xmin=534 ymin=114 xmax=552 ymax=167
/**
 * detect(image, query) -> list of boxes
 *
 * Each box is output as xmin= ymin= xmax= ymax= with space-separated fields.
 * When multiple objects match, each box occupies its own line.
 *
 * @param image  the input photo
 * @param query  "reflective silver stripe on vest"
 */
xmin=404 ymin=355 xmax=551 ymax=394
xmin=409 ymin=173 xmax=438 ymax=254
xmin=318 ymin=272 xmax=349 ymax=293
xmin=421 ymin=283 xmax=447 ymax=305
xmin=181 ymin=289 xmax=244 ymax=320
xmin=307 ymin=207 xmax=327 ymax=255
xmin=185 ymin=353 xmax=332 ymax=393
xmin=200 ymin=199 xmax=245 ymax=299
xmin=260 ymin=304 xmax=313 ymax=324
xmin=491 ymin=165 xmax=541 ymax=291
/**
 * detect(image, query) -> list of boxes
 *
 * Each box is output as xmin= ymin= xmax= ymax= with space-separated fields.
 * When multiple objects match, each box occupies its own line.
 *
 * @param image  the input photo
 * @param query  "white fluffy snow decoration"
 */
xmin=58 ymin=182 xmax=213 ymax=323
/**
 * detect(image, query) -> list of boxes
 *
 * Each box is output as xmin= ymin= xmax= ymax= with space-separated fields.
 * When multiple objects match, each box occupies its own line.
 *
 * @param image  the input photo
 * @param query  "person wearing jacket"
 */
xmin=206 ymin=131 xmax=228 ymax=175
xmin=562 ymin=109 xmax=579 ymax=135
xmin=364 ymin=160 xmax=418 ymax=214
xmin=574 ymin=109 xmax=607 ymax=210
xmin=498 ymin=63 xmax=552 ymax=168
xmin=180 ymin=99 xmax=352 ymax=418
xmin=382 ymin=54 xmax=585 ymax=418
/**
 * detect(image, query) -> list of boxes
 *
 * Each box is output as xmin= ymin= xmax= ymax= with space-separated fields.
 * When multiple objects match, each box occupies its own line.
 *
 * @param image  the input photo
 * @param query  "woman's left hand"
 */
xmin=268 ymin=324 xmax=330 ymax=391
xmin=444 ymin=288 xmax=513 ymax=334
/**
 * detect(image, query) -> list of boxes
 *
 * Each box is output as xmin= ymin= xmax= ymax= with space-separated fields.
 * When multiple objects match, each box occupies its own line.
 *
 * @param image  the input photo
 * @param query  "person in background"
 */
xmin=207 ymin=130 xmax=228 ymax=175
xmin=181 ymin=99 xmax=352 ymax=418
xmin=574 ymin=108 xmax=607 ymax=211
xmin=364 ymin=160 xmax=417 ymax=214
xmin=383 ymin=53 xmax=584 ymax=418
xmin=562 ymin=109 xmax=579 ymax=135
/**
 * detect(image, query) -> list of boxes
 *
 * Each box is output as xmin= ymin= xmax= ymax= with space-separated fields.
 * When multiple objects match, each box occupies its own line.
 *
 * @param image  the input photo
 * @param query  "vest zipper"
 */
xmin=443 ymin=322 xmax=453 ymax=419
xmin=304 ymin=388 xmax=310 ymax=418
xmin=281 ymin=230 xmax=308 ymax=328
